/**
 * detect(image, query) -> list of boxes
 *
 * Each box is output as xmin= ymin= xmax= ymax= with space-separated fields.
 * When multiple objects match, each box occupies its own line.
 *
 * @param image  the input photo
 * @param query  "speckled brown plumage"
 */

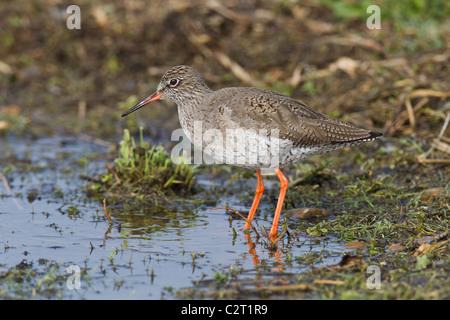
xmin=203 ymin=87 xmax=381 ymax=148
xmin=122 ymin=65 xmax=383 ymax=237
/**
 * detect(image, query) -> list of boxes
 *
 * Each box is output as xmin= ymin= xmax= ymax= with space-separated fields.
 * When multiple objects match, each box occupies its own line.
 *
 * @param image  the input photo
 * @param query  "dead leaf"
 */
xmin=414 ymin=244 xmax=431 ymax=256
xmin=414 ymin=239 xmax=449 ymax=256
xmin=284 ymin=208 xmax=329 ymax=219
xmin=304 ymin=19 xmax=336 ymax=34
xmin=0 ymin=61 xmax=13 ymax=74
xmin=260 ymin=283 xmax=312 ymax=293
xmin=416 ymin=231 xmax=449 ymax=245
xmin=0 ymin=120 xmax=10 ymax=130
xmin=329 ymin=56 xmax=360 ymax=78
xmin=342 ymin=240 xmax=365 ymax=250
xmin=92 ymin=6 xmax=108 ymax=26
xmin=419 ymin=187 xmax=446 ymax=202
xmin=0 ymin=104 xmax=21 ymax=115
xmin=313 ymin=279 xmax=345 ymax=285
xmin=328 ymin=254 xmax=365 ymax=269
xmin=387 ymin=243 xmax=404 ymax=252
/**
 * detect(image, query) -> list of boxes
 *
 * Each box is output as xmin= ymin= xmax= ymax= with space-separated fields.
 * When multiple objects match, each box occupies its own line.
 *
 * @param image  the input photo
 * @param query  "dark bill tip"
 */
xmin=121 ymin=91 xmax=163 ymax=117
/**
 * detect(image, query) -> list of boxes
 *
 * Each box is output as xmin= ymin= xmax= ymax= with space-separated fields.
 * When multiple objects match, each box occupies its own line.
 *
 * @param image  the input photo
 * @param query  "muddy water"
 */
xmin=0 ymin=135 xmax=348 ymax=299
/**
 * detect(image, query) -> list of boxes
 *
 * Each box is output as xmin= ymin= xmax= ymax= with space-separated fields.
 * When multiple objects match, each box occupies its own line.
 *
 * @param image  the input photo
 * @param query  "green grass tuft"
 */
xmin=89 ymin=128 xmax=198 ymax=200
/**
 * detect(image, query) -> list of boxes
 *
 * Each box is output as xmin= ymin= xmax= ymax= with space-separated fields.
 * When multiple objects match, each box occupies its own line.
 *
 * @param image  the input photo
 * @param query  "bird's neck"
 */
xmin=176 ymin=86 xmax=214 ymax=134
xmin=176 ymin=85 xmax=213 ymax=109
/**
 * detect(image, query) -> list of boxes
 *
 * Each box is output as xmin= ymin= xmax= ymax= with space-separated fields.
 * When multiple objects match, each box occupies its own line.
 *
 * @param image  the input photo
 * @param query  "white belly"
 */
xmin=178 ymin=121 xmax=352 ymax=168
xmin=195 ymin=128 xmax=323 ymax=168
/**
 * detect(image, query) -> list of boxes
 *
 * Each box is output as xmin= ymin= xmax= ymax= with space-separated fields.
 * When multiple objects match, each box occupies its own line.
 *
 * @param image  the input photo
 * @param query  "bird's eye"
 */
xmin=169 ymin=78 xmax=179 ymax=87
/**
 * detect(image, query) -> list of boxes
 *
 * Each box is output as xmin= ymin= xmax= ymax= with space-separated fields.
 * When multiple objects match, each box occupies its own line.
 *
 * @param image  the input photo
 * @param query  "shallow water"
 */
xmin=0 ymin=135 xmax=348 ymax=299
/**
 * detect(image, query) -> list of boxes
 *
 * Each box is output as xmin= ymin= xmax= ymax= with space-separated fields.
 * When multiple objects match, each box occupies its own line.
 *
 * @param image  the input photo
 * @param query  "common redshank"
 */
xmin=122 ymin=65 xmax=382 ymax=238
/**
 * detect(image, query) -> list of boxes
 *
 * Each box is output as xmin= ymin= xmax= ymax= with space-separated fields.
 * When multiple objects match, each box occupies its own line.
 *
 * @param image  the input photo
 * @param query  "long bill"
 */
xmin=121 ymin=91 xmax=163 ymax=117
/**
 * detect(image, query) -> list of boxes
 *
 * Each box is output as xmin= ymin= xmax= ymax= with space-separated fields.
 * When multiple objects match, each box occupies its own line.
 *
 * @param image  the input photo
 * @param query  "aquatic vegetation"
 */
xmin=89 ymin=128 xmax=198 ymax=200
xmin=1 ymin=0 xmax=448 ymax=301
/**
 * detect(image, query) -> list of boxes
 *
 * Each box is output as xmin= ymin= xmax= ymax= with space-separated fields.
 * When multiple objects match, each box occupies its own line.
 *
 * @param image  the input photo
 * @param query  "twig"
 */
xmin=204 ymin=0 xmax=244 ymax=22
xmin=408 ymin=89 xmax=450 ymax=99
xmin=0 ymin=172 xmax=23 ymax=210
xmin=103 ymin=198 xmax=113 ymax=224
xmin=322 ymin=34 xmax=388 ymax=58
xmin=210 ymin=206 xmax=260 ymax=238
xmin=405 ymin=97 xmax=415 ymax=128
xmin=437 ymin=113 xmax=450 ymax=140
xmin=271 ymin=226 xmax=288 ymax=245
xmin=388 ymin=96 xmax=429 ymax=136
xmin=417 ymin=113 xmax=450 ymax=165
xmin=185 ymin=22 xmax=264 ymax=87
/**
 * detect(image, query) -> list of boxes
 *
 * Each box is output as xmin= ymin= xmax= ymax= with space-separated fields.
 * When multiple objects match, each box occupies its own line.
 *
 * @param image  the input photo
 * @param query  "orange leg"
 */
xmin=269 ymin=168 xmax=288 ymax=237
xmin=244 ymin=169 xmax=264 ymax=230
